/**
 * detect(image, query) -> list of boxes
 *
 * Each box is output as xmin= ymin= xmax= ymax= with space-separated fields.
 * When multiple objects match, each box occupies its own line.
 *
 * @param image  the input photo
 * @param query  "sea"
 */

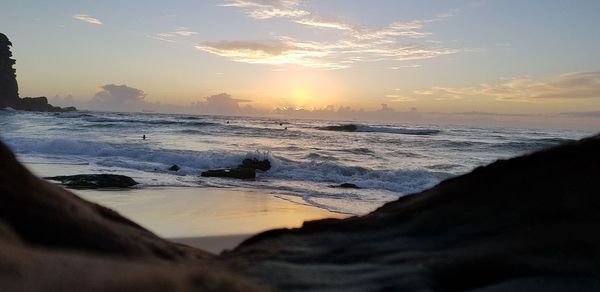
xmin=0 ymin=109 xmax=593 ymax=215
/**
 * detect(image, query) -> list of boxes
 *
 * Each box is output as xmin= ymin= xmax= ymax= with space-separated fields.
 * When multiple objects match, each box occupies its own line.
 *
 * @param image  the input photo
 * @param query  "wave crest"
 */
xmin=319 ymin=124 xmax=440 ymax=135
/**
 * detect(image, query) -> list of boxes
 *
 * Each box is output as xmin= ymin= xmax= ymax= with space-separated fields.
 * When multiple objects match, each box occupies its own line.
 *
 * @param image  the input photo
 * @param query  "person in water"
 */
xmin=142 ymin=135 xmax=146 ymax=140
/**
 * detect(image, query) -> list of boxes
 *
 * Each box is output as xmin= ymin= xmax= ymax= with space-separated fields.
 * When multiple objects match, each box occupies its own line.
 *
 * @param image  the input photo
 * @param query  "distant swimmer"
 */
xmin=284 ymin=127 xmax=288 ymax=130
xmin=142 ymin=135 xmax=146 ymax=140
xmin=226 ymin=121 xmax=230 ymax=124
xmin=279 ymin=123 xmax=283 ymax=126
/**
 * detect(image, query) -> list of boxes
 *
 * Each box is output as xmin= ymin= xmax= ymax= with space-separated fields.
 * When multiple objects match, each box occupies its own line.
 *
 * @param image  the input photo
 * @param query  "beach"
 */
xmin=78 ymin=187 xmax=346 ymax=253
xmin=25 ymin=158 xmax=346 ymax=253
xmin=9 ymin=109 xmax=591 ymax=253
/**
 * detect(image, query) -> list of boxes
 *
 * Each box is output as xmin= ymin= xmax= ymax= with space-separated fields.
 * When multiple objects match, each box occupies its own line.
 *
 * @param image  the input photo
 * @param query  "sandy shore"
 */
xmin=75 ymin=187 xmax=345 ymax=236
xmin=23 ymin=160 xmax=347 ymax=253
xmin=74 ymin=187 xmax=345 ymax=253
xmin=67 ymin=186 xmax=345 ymax=253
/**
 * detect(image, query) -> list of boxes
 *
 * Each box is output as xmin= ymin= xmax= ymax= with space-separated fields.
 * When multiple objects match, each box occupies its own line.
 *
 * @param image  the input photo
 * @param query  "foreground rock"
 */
xmin=0 ymin=140 xmax=264 ymax=291
xmin=2 ymin=133 xmax=600 ymax=291
xmin=223 ymin=134 xmax=600 ymax=291
xmin=45 ymin=174 xmax=138 ymax=189
xmin=201 ymin=168 xmax=255 ymax=179
xmin=331 ymin=182 xmax=360 ymax=189
xmin=240 ymin=158 xmax=271 ymax=171
xmin=201 ymin=157 xmax=271 ymax=180
xmin=0 ymin=143 xmax=207 ymax=260
xmin=0 ymin=33 xmax=75 ymax=112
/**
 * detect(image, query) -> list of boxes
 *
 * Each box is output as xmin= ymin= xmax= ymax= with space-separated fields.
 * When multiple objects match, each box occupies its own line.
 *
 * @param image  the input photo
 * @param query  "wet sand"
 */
xmin=74 ymin=187 xmax=345 ymax=253
xmin=23 ymin=160 xmax=347 ymax=253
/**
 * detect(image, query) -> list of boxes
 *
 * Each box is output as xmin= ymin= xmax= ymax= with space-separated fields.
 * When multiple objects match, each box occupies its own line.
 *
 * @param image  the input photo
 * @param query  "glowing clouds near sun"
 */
xmin=407 ymin=71 xmax=600 ymax=102
xmin=198 ymin=0 xmax=458 ymax=69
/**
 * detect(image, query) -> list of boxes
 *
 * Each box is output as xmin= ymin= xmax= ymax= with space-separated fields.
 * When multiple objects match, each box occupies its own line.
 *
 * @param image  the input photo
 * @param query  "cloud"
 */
xmin=190 ymin=93 xmax=257 ymax=115
xmin=73 ymin=14 xmax=102 ymax=25
xmin=388 ymin=64 xmax=422 ymax=70
xmin=197 ymin=36 xmax=455 ymax=69
xmin=49 ymin=90 xmax=600 ymax=129
xmin=152 ymin=27 xmax=199 ymax=43
xmin=172 ymin=30 xmax=198 ymax=37
xmin=49 ymin=94 xmax=75 ymax=107
xmin=195 ymin=39 xmax=340 ymax=68
xmin=220 ymin=0 xmax=308 ymax=19
xmin=405 ymin=71 xmax=600 ymax=101
xmin=148 ymin=35 xmax=177 ymax=43
xmin=89 ymin=84 xmax=146 ymax=110
xmin=206 ymin=1 xmax=458 ymax=69
xmin=385 ymin=94 xmax=416 ymax=102
xmin=294 ymin=18 xmax=353 ymax=31
xmin=559 ymin=111 xmax=600 ymax=118
xmin=271 ymin=103 xmax=422 ymax=122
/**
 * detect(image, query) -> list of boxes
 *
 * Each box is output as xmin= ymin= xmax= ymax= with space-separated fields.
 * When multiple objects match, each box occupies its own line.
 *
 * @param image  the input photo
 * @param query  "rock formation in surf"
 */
xmin=0 ymin=32 xmax=75 ymax=112
xmin=0 ymin=133 xmax=600 ymax=291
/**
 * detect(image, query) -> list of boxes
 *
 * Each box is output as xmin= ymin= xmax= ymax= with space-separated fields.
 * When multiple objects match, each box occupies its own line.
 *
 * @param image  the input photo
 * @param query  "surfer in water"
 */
xmin=142 ymin=135 xmax=146 ymax=140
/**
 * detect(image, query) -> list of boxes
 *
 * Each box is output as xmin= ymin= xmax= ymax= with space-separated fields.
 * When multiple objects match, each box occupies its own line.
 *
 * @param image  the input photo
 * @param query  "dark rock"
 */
xmin=168 ymin=164 xmax=180 ymax=171
xmin=201 ymin=168 xmax=255 ymax=179
xmin=0 ymin=142 xmax=210 ymax=261
xmin=14 ymin=96 xmax=76 ymax=112
xmin=45 ymin=174 xmax=138 ymax=189
xmin=222 ymin=134 xmax=600 ymax=291
xmin=0 ymin=33 xmax=75 ymax=112
xmin=0 ymin=140 xmax=270 ymax=291
xmin=319 ymin=124 xmax=358 ymax=132
xmin=240 ymin=158 xmax=271 ymax=171
xmin=0 ymin=33 xmax=19 ymax=108
xmin=332 ymin=183 xmax=360 ymax=189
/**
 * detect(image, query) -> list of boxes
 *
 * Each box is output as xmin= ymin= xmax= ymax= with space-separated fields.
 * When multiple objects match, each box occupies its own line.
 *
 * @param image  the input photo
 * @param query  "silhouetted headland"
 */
xmin=0 ymin=33 xmax=75 ymax=112
xmin=1 ymin=132 xmax=599 ymax=290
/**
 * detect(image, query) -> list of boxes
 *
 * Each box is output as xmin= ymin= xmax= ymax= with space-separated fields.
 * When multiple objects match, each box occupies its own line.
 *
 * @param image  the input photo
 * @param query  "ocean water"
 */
xmin=0 ymin=109 xmax=592 ymax=214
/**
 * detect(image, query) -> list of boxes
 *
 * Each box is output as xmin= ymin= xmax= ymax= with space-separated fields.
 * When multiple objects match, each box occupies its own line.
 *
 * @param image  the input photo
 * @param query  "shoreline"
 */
xmin=21 ymin=160 xmax=349 ymax=252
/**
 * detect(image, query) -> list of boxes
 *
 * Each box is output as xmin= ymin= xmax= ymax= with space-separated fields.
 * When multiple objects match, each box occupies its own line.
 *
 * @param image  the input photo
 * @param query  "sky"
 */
xmin=1 ymin=0 xmax=600 ymax=129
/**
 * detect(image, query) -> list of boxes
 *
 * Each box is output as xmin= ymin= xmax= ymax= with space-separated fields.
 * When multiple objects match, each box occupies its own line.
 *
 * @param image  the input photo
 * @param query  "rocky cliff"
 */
xmin=0 ymin=33 xmax=75 ymax=112
xmin=0 ymin=33 xmax=19 ymax=108
xmin=0 ymin=133 xmax=599 ymax=291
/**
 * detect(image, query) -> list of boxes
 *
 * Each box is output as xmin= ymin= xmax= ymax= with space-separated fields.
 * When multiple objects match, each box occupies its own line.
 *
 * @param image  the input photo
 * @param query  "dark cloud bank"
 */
xmin=51 ymin=83 xmax=600 ymax=130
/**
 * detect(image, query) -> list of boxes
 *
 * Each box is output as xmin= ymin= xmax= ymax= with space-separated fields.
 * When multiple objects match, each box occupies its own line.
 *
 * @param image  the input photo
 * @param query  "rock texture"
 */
xmin=0 ymin=142 xmax=207 ymax=260
xmin=1 ymin=133 xmax=600 ymax=291
xmin=0 ymin=33 xmax=19 ymax=108
xmin=0 ymin=139 xmax=265 ymax=291
xmin=240 ymin=158 xmax=271 ymax=172
xmin=201 ymin=168 xmax=256 ymax=179
xmin=332 ymin=182 xmax=360 ymax=189
xmin=223 ymin=134 xmax=600 ymax=291
xmin=319 ymin=124 xmax=358 ymax=132
xmin=0 ymin=33 xmax=75 ymax=112
xmin=45 ymin=174 xmax=138 ymax=189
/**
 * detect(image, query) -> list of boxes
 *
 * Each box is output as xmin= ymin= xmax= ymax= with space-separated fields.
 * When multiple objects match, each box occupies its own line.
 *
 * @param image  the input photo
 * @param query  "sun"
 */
xmin=292 ymin=88 xmax=311 ymax=107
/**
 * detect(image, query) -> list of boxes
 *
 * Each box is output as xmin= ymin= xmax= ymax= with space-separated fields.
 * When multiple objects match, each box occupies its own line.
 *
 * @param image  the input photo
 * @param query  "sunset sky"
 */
xmin=1 ymin=0 xmax=600 ymax=127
